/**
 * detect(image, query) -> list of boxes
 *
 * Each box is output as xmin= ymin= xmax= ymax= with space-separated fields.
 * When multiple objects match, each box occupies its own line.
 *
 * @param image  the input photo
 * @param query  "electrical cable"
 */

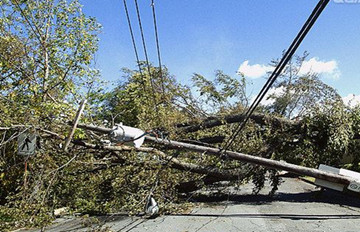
xmin=222 ymin=0 xmax=330 ymax=152
xmin=223 ymin=0 xmax=329 ymax=151
xmin=134 ymin=0 xmax=157 ymax=94
xmin=122 ymin=0 xmax=146 ymax=90
xmin=123 ymin=0 xmax=162 ymax=122
xmin=246 ymin=0 xmax=326 ymax=119
xmin=133 ymin=0 xmax=162 ymax=122
xmin=151 ymin=0 xmax=166 ymax=97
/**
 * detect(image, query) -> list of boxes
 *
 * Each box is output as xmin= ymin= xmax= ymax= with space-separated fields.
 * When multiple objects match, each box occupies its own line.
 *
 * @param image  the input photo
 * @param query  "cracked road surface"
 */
xmin=22 ymin=177 xmax=360 ymax=232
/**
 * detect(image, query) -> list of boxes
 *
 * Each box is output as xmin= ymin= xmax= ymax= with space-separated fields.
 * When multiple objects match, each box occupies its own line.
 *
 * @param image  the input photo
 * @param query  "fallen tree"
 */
xmin=72 ymin=140 xmax=249 ymax=193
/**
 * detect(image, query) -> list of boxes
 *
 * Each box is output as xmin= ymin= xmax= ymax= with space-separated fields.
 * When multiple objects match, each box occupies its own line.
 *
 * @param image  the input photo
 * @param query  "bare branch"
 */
xmin=63 ymin=99 xmax=87 ymax=152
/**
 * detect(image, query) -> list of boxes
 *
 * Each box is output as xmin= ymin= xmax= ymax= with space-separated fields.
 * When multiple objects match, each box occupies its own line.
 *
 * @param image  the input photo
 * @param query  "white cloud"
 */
xmin=342 ymin=94 xmax=360 ymax=108
xmin=237 ymin=60 xmax=274 ymax=79
xmin=250 ymin=86 xmax=286 ymax=106
xmin=262 ymin=86 xmax=286 ymax=106
xmin=298 ymin=57 xmax=340 ymax=79
xmin=238 ymin=57 xmax=340 ymax=79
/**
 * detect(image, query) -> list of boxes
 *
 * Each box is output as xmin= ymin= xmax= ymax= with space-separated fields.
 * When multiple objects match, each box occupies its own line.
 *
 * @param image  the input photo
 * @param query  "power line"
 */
xmin=122 ymin=0 xmax=142 ymax=72
xmin=151 ymin=0 xmax=166 ymax=97
xmin=123 ymin=0 xmax=166 ymax=105
xmin=223 ymin=0 xmax=329 ymax=151
xmin=222 ymin=0 xmax=330 ymax=152
xmin=123 ymin=0 xmax=146 ymax=91
xmin=134 ymin=0 xmax=156 ymax=91
xmin=134 ymin=0 xmax=150 ymax=67
xmin=133 ymin=0 xmax=162 ymax=119
xmin=123 ymin=0 xmax=164 ymax=127
xmin=250 ymin=0 xmax=328 ymax=115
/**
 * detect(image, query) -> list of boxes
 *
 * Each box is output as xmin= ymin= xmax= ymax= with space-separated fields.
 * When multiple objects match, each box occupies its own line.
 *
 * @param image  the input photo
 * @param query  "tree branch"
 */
xmin=71 ymin=140 xmax=246 ymax=182
xmin=64 ymin=99 xmax=87 ymax=152
xmin=177 ymin=112 xmax=298 ymax=133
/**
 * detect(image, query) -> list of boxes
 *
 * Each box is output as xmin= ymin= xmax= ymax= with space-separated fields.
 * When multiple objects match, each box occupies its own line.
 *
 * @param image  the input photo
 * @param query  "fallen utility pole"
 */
xmin=145 ymin=136 xmax=356 ymax=186
xmin=76 ymin=123 xmax=357 ymax=187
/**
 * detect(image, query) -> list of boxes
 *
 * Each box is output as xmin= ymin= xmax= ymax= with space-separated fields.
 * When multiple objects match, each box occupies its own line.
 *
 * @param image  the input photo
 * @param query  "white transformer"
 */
xmin=109 ymin=123 xmax=145 ymax=148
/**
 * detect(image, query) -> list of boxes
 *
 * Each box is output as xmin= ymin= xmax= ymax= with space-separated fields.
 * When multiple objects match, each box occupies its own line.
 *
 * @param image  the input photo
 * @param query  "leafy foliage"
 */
xmin=266 ymin=52 xmax=341 ymax=119
xmin=1 ymin=2 xmax=360 ymax=231
xmin=0 ymin=0 xmax=101 ymax=230
xmin=192 ymin=70 xmax=248 ymax=114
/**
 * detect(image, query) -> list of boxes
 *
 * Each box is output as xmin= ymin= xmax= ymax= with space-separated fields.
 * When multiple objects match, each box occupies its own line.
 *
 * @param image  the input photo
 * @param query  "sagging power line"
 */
xmin=222 ymin=0 xmax=330 ymax=152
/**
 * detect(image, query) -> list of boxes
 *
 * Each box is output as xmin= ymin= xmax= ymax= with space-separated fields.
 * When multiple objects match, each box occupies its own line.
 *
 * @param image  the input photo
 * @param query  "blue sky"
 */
xmin=82 ymin=0 xmax=360 ymax=103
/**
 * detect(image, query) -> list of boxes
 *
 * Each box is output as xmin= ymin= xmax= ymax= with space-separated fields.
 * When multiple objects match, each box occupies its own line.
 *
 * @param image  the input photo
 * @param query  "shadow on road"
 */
xmin=170 ymin=213 xmax=360 ymax=220
xmin=187 ymin=189 xmax=360 ymax=208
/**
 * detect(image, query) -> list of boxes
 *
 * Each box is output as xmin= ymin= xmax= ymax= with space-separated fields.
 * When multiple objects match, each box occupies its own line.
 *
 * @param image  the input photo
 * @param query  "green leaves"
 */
xmin=266 ymin=53 xmax=341 ymax=119
xmin=0 ymin=1 xmax=102 ymax=229
xmin=191 ymin=70 xmax=248 ymax=115
xmin=1 ymin=0 xmax=101 ymax=107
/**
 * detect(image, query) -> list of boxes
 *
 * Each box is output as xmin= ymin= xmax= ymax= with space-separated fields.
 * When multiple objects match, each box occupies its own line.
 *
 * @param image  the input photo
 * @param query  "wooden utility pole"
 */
xmin=145 ymin=136 xmax=356 ymax=186
xmin=75 ymin=123 xmax=357 ymax=186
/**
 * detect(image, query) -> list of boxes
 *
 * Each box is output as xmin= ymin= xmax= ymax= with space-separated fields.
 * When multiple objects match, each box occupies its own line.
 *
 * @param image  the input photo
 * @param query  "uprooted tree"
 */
xmin=1 ymin=1 xmax=360 ymax=231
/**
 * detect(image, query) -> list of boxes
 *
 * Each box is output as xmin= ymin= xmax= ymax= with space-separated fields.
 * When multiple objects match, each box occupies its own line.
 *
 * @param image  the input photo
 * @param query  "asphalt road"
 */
xmin=22 ymin=177 xmax=360 ymax=232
